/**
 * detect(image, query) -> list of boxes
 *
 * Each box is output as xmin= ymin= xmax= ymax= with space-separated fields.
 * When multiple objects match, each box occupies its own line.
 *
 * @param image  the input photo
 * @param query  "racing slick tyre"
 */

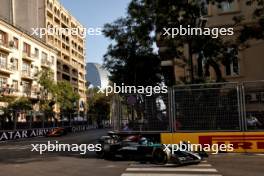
xmin=152 ymin=148 xmax=170 ymax=165
xmin=96 ymin=148 xmax=106 ymax=158
xmin=96 ymin=143 xmax=111 ymax=158
xmin=97 ymin=143 xmax=115 ymax=159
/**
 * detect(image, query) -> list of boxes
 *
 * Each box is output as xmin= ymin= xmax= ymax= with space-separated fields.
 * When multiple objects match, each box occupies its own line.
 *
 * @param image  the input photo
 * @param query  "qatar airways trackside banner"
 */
xmin=0 ymin=125 xmax=96 ymax=141
xmin=0 ymin=129 xmax=51 ymax=141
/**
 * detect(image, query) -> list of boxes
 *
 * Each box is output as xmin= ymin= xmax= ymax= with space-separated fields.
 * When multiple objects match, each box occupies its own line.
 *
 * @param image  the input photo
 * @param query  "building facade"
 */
xmin=0 ymin=0 xmax=87 ymax=111
xmin=206 ymin=0 xmax=264 ymax=82
xmin=0 ymin=18 xmax=57 ymax=111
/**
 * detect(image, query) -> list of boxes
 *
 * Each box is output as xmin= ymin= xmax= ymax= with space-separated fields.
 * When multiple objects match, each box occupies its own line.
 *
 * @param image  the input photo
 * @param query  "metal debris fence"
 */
xmin=112 ymin=81 xmax=264 ymax=132
xmin=0 ymin=112 xmax=101 ymax=131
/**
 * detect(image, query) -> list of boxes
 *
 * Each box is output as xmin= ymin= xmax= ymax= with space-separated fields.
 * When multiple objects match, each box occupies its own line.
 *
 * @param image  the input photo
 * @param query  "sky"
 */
xmin=60 ymin=0 xmax=130 ymax=64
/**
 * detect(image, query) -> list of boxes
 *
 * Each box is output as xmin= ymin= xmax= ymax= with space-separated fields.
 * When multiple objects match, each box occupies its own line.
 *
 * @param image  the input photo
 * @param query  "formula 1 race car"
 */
xmin=96 ymin=132 xmax=204 ymax=165
xmin=46 ymin=127 xmax=67 ymax=137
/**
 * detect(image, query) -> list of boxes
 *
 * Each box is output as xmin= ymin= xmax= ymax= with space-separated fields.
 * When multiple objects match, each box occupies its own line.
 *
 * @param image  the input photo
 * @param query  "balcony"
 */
xmin=41 ymin=59 xmax=52 ymax=68
xmin=0 ymin=87 xmax=19 ymax=97
xmin=21 ymin=70 xmax=35 ymax=80
xmin=22 ymin=52 xmax=35 ymax=62
xmin=0 ymin=41 xmax=12 ymax=53
xmin=0 ymin=64 xmax=14 ymax=74
xmin=71 ymin=81 xmax=78 ymax=87
xmin=22 ymin=90 xmax=39 ymax=99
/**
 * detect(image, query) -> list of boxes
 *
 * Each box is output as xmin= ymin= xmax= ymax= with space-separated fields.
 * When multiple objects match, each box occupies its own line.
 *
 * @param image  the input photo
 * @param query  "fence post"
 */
xmin=13 ymin=111 xmax=17 ymax=130
xmin=237 ymin=84 xmax=244 ymax=131
xmin=168 ymin=87 xmax=173 ymax=132
xmin=240 ymin=83 xmax=247 ymax=131
xmin=29 ymin=112 xmax=32 ymax=129
xmin=69 ymin=113 xmax=72 ymax=127
xmin=42 ymin=113 xmax=44 ymax=128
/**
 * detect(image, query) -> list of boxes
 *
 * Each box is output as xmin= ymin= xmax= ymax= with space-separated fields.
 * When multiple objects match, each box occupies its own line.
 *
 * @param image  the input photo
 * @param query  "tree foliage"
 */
xmin=8 ymin=97 xmax=32 ymax=111
xmin=37 ymin=69 xmax=80 ymax=114
xmin=37 ymin=69 xmax=57 ymax=113
xmin=57 ymin=81 xmax=80 ymax=113
xmin=103 ymin=13 xmax=162 ymax=86
xmin=87 ymin=87 xmax=111 ymax=119
xmin=37 ymin=68 xmax=57 ymax=95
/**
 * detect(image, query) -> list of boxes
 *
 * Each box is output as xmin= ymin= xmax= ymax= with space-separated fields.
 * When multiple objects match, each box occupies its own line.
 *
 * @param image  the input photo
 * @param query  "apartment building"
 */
xmin=161 ymin=0 xmax=264 ymax=84
xmin=0 ymin=0 xmax=87 ymax=112
xmin=45 ymin=0 xmax=86 ymax=112
xmin=0 ymin=18 xmax=57 ymax=108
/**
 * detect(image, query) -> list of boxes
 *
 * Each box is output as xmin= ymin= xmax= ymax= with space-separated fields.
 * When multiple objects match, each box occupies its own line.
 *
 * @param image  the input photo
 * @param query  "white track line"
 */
xmin=126 ymin=168 xmax=218 ymax=172
xmin=130 ymin=164 xmax=212 ymax=167
xmin=121 ymin=174 xmax=222 ymax=176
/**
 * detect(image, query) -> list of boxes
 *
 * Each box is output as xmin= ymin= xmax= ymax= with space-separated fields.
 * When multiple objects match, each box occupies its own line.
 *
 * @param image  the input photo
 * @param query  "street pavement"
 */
xmin=0 ymin=129 xmax=263 ymax=176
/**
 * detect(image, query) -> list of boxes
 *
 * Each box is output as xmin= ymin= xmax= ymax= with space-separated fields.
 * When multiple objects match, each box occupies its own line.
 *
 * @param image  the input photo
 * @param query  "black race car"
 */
xmin=96 ymin=132 xmax=205 ymax=165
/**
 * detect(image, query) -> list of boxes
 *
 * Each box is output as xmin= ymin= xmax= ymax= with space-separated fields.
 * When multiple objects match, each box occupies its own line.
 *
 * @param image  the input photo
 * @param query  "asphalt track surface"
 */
xmin=0 ymin=129 xmax=263 ymax=176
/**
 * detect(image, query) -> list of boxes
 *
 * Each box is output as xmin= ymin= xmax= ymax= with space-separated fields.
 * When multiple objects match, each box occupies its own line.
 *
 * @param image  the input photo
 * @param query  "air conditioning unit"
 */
xmin=10 ymin=57 xmax=15 ymax=63
xmin=249 ymin=93 xmax=258 ymax=102
xmin=9 ymin=41 xmax=15 ymax=47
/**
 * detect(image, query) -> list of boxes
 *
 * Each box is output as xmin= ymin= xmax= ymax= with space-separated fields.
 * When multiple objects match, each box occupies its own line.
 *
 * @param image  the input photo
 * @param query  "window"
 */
xmin=23 ymin=42 xmax=31 ymax=56
xmin=41 ymin=52 xmax=48 ymax=60
xmin=22 ymin=81 xmax=31 ymax=93
xmin=225 ymin=48 xmax=240 ymax=76
xmin=0 ymin=30 xmax=7 ymax=46
xmin=0 ymin=77 xmax=7 ymax=88
xmin=34 ymin=66 xmax=39 ymax=75
xmin=22 ymin=62 xmax=31 ymax=75
xmin=34 ymin=48 xmax=39 ymax=58
xmin=51 ymin=56 xmax=55 ymax=64
xmin=12 ymin=80 xmax=18 ymax=91
xmin=13 ymin=37 xmax=19 ymax=49
xmin=220 ymin=1 xmax=236 ymax=12
xmin=0 ymin=52 xmax=7 ymax=68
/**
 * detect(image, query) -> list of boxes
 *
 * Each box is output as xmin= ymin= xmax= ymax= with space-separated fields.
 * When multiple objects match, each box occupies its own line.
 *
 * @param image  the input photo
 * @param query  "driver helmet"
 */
xmin=139 ymin=137 xmax=148 ymax=145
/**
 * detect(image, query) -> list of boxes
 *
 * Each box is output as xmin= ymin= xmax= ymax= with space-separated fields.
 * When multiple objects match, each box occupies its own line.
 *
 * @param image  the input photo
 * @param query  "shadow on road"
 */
xmin=0 ymin=129 xmax=108 ymax=165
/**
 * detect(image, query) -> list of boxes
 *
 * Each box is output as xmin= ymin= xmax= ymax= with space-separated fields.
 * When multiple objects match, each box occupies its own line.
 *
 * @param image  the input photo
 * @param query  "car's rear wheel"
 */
xmin=96 ymin=149 xmax=105 ymax=158
xmin=96 ymin=143 xmax=112 ymax=159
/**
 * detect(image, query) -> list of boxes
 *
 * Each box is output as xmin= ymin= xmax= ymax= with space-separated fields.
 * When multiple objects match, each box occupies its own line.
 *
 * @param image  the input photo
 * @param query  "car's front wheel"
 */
xmin=152 ymin=148 xmax=169 ymax=165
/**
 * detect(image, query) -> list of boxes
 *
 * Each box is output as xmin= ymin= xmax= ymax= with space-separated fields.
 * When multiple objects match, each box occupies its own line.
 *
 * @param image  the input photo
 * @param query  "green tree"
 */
xmin=8 ymin=97 xmax=32 ymax=111
xmin=37 ymin=68 xmax=57 ymax=96
xmin=57 ymin=81 xmax=80 ymax=120
xmin=37 ymin=69 xmax=58 ymax=113
xmin=0 ymin=97 xmax=32 ymax=129
xmin=103 ymin=16 xmax=162 ymax=87
xmin=36 ymin=69 xmax=58 ymax=122
xmin=87 ymin=87 xmax=111 ymax=117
